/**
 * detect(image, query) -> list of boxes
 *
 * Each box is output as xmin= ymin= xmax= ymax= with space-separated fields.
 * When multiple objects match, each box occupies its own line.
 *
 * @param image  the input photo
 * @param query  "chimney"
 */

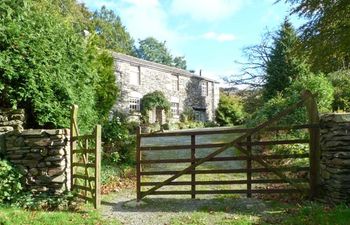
xmin=199 ymin=69 xmax=202 ymax=76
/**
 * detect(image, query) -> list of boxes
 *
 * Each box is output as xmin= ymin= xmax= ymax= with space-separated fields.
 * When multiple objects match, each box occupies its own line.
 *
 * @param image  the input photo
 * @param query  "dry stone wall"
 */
xmin=0 ymin=109 xmax=25 ymax=153
xmin=0 ymin=109 xmax=71 ymax=194
xmin=320 ymin=113 xmax=350 ymax=204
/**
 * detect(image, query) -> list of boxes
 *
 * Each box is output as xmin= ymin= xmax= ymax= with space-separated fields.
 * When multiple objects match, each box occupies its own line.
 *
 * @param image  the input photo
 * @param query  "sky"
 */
xmin=78 ymin=0 xmax=304 ymax=86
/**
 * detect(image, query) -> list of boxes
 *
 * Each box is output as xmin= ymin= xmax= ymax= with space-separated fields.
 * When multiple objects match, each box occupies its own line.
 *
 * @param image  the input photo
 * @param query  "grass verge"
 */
xmin=0 ymin=204 xmax=121 ymax=225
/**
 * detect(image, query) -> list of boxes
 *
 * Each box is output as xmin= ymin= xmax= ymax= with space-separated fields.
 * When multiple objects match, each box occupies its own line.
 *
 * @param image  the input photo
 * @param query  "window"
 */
xmin=172 ymin=75 xmax=179 ymax=91
xmin=129 ymin=98 xmax=140 ymax=112
xmin=129 ymin=66 xmax=141 ymax=85
xmin=201 ymin=81 xmax=208 ymax=96
xmin=171 ymin=102 xmax=179 ymax=116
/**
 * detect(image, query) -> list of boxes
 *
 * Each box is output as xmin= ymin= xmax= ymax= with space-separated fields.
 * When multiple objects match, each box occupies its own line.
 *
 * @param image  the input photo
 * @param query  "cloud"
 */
xmin=117 ymin=0 xmax=183 ymax=51
xmin=202 ymin=32 xmax=236 ymax=42
xmin=171 ymin=0 xmax=245 ymax=21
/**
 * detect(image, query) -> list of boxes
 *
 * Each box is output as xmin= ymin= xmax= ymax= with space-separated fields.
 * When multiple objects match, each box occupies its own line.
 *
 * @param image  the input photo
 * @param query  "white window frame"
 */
xmin=171 ymin=102 xmax=179 ymax=116
xmin=201 ymin=81 xmax=208 ymax=96
xmin=129 ymin=97 xmax=140 ymax=112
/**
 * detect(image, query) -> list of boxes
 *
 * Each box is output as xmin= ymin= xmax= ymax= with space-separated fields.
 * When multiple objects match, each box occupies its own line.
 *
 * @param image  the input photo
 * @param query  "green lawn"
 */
xmin=0 ymin=205 xmax=121 ymax=225
xmin=168 ymin=200 xmax=350 ymax=225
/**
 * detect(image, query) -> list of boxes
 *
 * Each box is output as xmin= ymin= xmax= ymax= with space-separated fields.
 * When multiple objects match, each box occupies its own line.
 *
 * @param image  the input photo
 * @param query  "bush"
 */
xmin=216 ymin=94 xmax=245 ymax=126
xmin=327 ymin=69 xmax=350 ymax=112
xmin=0 ymin=160 xmax=23 ymax=204
xmin=102 ymin=111 xmax=136 ymax=165
xmin=180 ymin=107 xmax=195 ymax=122
xmin=12 ymin=192 xmax=76 ymax=211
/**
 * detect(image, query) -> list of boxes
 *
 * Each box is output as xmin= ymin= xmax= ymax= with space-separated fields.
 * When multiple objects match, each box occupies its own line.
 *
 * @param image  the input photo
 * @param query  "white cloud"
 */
xmin=117 ymin=0 xmax=183 ymax=52
xmin=171 ymin=0 xmax=245 ymax=21
xmin=202 ymin=32 xmax=236 ymax=42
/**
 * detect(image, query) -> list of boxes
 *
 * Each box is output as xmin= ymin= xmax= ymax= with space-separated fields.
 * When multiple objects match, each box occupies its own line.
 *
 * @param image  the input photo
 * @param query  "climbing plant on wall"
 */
xmin=140 ymin=91 xmax=170 ymax=122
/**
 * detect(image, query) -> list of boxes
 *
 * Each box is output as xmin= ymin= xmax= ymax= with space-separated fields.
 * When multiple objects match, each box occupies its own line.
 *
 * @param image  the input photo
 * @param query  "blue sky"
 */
xmin=79 ymin=0 xmax=303 ymax=86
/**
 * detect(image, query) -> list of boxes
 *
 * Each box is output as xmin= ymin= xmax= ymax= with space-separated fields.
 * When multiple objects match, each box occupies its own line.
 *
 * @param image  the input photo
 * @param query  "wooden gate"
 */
xmin=136 ymin=91 xmax=320 ymax=201
xmin=70 ymin=105 xmax=101 ymax=209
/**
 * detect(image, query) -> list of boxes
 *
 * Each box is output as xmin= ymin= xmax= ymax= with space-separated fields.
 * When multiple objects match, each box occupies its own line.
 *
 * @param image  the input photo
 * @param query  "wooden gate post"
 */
xmin=303 ymin=90 xmax=320 ymax=199
xmin=94 ymin=125 xmax=102 ymax=209
xmin=191 ymin=135 xmax=196 ymax=199
xmin=246 ymin=135 xmax=252 ymax=198
xmin=70 ymin=105 xmax=78 ymax=190
xmin=136 ymin=126 xmax=141 ymax=202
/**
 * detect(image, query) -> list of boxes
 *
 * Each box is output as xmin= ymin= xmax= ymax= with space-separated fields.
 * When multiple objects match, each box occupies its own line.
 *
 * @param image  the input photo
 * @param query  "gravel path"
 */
xmin=101 ymin=189 xmax=271 ymax=225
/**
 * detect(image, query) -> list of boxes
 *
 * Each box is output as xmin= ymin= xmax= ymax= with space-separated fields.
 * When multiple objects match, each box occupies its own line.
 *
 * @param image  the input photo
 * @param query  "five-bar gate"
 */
xmin=136 ymin=90 xmax=320 ymax=201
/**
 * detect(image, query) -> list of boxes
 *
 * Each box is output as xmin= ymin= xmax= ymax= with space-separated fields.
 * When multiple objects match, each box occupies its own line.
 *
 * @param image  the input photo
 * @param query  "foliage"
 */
xmin=11 ymin=192 xmax=76 ymax=211
xmin=179 ymin=107 xmax=195 ymax=123
xmin=326 ymin=69 xmax=350 ymax=112
xmin=263 ymin=20 xmax=307 ymax=100
xmin=173 ymin=56 xmax=187 ymax=70
xmin=248 ymin=74 xmax=333 ymax=127
xmin=0 ymin=160 xmax=22 ymax=204
xmin=215 ymin=93 xmax=245 ymax=126
xmin=136 ymin=37 xmax=173 ymax=65
xmin=91 ymin=6 xmax=134 ymax=54
xmin=87 ymin=37 xmax=119 ymax=121
xmin=135 ymin=37 xmax=187 ymax=69
xmin=282 ymin=0 xmax=350 ymax=73
xmin=0 ymin=0 xmax=117 ymax=132
xmin=102 ymin=111 xmax=136 ymax=165
xmin=0 ymin=204 xmax=121 ymax=225
xmin=140 ymin=91 xmax=171 ymax=122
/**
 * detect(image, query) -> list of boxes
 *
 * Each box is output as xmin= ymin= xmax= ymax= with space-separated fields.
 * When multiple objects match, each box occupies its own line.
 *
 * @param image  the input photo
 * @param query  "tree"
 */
xmin=225 ymin=31 xmax=273 ymax=88
xmin=263 ymin=20 xmax=307 ymax=100
xmin=173 ymin=56 xmax=187 ymax=70
xmin=282 ymin=0 xmax=350 ymax=73
xmin=135 ymin=37 xmax=188 ymax=69
xmin=91 ymin=6 xmax=134 ymax=54
xmin=136 ymin=37 xmax=173 ymax=65
xmin=0 ymin=0 xmax=117 ymax=131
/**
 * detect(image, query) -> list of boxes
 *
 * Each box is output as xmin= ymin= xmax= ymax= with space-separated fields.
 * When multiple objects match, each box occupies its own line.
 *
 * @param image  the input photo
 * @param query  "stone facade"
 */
xmin=320 ymin=113 xmax=350 ymax=204
xmin=0 ymin=109 xmax=71 ymax=194
xmin=112 ymin=53 xmax=220 ymax=123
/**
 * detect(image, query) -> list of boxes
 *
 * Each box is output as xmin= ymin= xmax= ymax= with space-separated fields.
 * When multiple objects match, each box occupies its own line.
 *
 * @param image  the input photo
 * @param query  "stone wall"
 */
xmin=0 ymin=109 xmax=25 ymax=154
xmin=113 ymin=53 xmax=220 ymax=122
xmin=0 ymin=109 xmax=71 ymax=194
xmin=320 ymin=113 xmax=350 ymax=204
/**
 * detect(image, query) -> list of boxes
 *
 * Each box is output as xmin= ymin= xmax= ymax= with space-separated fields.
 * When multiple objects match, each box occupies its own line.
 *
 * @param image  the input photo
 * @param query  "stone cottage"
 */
xmin=112 ymin=53 xmax=220 ymax=123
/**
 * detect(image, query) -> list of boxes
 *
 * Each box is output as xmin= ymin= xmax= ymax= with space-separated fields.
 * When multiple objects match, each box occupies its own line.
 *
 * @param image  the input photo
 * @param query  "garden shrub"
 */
xmin=102 ymin=111 xmax=136 ymax=165
xmin=12 ymin=192 xmax=76 ymax=211
xmin=0 ymin=160 xmax=23 ymax=204
xmin=179 ymin=107 xmax=195 ymax=122
xmin=327 ymin=69 xmax=350 ymax=112
xmin=215 ymin=94 xmax=245 ymax=126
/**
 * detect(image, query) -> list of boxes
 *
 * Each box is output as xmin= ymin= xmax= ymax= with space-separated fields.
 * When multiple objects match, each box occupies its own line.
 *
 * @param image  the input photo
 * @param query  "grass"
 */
xmin=167 ymin=200 xmax=350 ymax=225
xmin=281 ymin=203 xmax=350 ymax=225
xmin=0 ymin=204 xmax=121 ymax=225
